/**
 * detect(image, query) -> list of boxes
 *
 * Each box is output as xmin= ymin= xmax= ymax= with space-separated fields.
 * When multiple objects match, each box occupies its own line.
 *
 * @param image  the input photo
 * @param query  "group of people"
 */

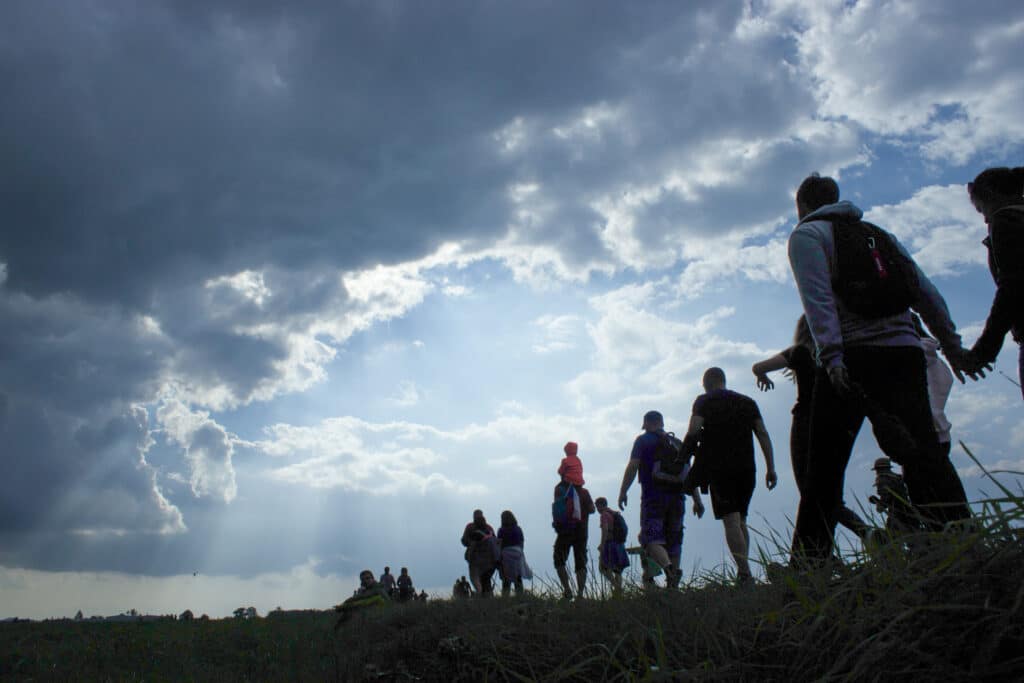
xmin=337 ymin=166 xmax=1020 ymax=608
xmin=457 ymin=166 xmax=1022 ymax=596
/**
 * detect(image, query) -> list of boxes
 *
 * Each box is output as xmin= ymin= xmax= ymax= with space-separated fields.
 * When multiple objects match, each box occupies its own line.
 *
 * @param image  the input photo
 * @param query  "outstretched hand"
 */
xmin=944 ymin=346 xmax=990 ymax=383
xmin=755 ymin=373 xmax=774 ymax=392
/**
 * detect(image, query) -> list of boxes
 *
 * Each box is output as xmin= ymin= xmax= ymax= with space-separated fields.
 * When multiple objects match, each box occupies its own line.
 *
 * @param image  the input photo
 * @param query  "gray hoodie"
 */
xmin=788 ymin=200 xmax=962 ymax=369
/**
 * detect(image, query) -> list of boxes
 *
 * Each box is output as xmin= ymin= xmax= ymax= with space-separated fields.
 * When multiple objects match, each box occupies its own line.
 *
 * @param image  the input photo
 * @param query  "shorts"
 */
xmin=599 ymin=542 xmax=630 ymax=573
xmin=710 ymin=469 xmax=756 ymax=519
xmin=639 ymin=494 xmax=684 ymax=558
xmin=553 ymin=525 xmax=588 ymax=571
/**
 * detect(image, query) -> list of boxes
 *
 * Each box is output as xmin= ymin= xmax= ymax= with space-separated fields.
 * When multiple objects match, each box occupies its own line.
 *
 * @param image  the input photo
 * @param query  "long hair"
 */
xmin=500 ymin=510 xmax=517 ymax=528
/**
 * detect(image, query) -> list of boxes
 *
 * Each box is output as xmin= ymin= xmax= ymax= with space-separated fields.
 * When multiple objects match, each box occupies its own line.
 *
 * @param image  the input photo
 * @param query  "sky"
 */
xmin=2 ymin=0 xmax=1023 ymax=619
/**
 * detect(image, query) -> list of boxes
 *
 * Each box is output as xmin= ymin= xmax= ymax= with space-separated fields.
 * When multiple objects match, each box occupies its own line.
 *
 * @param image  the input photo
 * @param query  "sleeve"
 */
xmin=890 ymin=232 xmax=962 ymax=352
xmin=972 ymin=213 xmax=1023 ymax=362
xmin=629 ymin=436 xmax=644 ymax=461
xmin=973 ymin=285 xmax=1021 ymax=361
xmin=780 ymin=345 xmax=796 ymax=367
xmin=692 ymin=395 xmax=706 ymax=418
xmin=788 ymin=225 xmax=845 ymax=369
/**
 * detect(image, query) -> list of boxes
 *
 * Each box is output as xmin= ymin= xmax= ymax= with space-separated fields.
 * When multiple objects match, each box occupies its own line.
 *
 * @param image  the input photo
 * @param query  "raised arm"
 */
xmin=752 ymin=353 xmax=788 ymax=391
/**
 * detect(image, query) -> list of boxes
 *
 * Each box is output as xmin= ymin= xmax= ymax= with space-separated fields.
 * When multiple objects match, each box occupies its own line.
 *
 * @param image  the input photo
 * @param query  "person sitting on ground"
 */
xmin=787 ymin=173 xmax=979 ymax=564
xmin=379 ymin=566 xmax=396 ymax=597
xmin=618 ymin=410 xmax=705 ymax=590
xmin=461 ymin=510 xmax=498 ymax=597
xmin=396 ymin=567 xmax=415 ymax=602
xmin=497 ymin=510 xmax=530 ymax=596
xmin=595 ymin=497 xmax=630 ymax=595
xmin=335 ymin=569 xmax=390 ymax=627
xmin=967 ymin=166 xmax=1023 ymax=399
xmin=683 ymin=369 xmax=776 ymax=585
xmin=752 ymin=316 xmax=868 ymax=540
xmin=558 ymin=441 xmax=585 ymax=486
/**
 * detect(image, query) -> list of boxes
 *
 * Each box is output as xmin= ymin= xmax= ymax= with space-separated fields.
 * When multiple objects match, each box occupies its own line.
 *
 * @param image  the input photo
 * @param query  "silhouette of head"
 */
xmin=968 ymin=166 xmax=1024 ymax=215
xmin=500 ymin=510 xmax=517 ymax=527
xmin=595 ymin=497 xmax=608 ymax=511
xmin=702 ymin=367 xmax=726 ymax=391
xmin=400 ymin=567 xmax=408 ymax=575
xmin=796 ymin=173 xmax=840 ymax=219
xmin=359 ymin=570 xmax=374 ymax=587
xmin=384 ymin=566 xmax=390 ymax=574
xmin=473 ymin=509 xmax=486 ymax=525
xmin=642 ymin=410 xmax=664 ymax=431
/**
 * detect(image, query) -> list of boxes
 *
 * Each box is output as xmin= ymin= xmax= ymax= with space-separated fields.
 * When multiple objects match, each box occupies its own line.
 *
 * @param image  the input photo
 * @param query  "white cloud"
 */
xmin=769 ymin=0 xmax=1024 ymax=163
xmin=864 ymin=184 xmax=987 ymax=277
xmin=156 ymin=398 xmax=238 ymax=503
xmin=387 ymin=381 xmax=421 ymax=408
xmin=531 ymin=314 xmax=583 ymax=354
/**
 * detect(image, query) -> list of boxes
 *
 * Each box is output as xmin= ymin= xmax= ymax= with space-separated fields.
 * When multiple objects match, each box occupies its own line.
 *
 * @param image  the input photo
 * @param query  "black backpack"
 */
xmin=832 ymin=218 xmax=918 ymax=318
xmin=652 ymin=431 xmax=691 ymax=490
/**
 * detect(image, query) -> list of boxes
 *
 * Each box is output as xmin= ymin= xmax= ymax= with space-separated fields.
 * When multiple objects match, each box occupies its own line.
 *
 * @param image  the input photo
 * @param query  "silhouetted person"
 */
xmin=379 ymin=566 xmax=396 ymax=597
xmin=752 ymin=316 xmax=868 ymax=540
xmin=461 ymin=510 xmax=498 ymax=597
xmin=788 ymin=173 xmax=976 ymax=563
xmin=683 ymin=368 xmax=776 ymax=584
xmin=396 ymin=567 xmax=415 ymax=602
xmin=967 ymin=166 xmax=1024 ymax=398
xmin=497 ymin=510 xmax=530 ymax=596
xmin=553 ymin=480 xmax=595 ymax=600
xmin=618 ymin=410 xmax=705 ymax=588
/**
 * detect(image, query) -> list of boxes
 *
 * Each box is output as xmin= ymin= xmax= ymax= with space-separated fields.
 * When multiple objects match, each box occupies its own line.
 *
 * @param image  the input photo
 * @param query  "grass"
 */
xmin=3 ymin=447 xmax=1023 ymax=681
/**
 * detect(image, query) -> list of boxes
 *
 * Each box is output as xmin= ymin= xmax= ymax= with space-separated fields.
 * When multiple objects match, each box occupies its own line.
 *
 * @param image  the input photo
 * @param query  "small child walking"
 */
xmin=558 ymin=441 xmax=585 ymax=486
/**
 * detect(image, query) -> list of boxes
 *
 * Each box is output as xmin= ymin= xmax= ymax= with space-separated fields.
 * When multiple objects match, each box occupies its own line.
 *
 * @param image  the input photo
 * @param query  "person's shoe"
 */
xmin=664 ymin=564 xmax=681 ymax=589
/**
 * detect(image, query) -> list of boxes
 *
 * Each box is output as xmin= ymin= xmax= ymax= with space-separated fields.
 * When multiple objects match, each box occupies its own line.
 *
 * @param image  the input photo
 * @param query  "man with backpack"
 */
xmin=682 ymin=369 xmax=776 ymax=585
xmin=788 ymin=174 xmax=980 ymax=563
xmin=552 ymin=479 xmax=595 ymax=600
xmin=595 ymin=497 xmax=630 ymax=595
xmin=618 ymin=410 xmax=705 ymax=589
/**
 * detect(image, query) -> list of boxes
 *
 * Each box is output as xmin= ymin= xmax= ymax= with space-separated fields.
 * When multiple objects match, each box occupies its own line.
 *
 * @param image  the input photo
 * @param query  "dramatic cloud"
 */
xmin=2 ymin=0 xmax=1022 ymax=616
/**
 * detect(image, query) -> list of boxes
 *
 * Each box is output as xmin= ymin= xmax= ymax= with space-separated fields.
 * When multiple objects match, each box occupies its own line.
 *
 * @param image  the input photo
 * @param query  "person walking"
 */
xmin=788 ymin=173 xmax=979 ymax=562
xmin=682 ymin=368 xmax=776 ymax=584
xmin=553 ymin=480 xmax=595 ymax=600
xmin=967 ymin=166 xmax=1024 ymax=399
xmin=595 ymin=497 xmax=630 ymax=595
xmin=618 ymin=410 xmax=705 ymax=589
xmin=752 ymin=316 xmax=867 ymax=539
xmin=497 ymin=510 xmax=530 ymax=596
xmin=461 ymin=510 xmax=498 ymax=597
xmin=379 ymin=566 xmax=396 ymax=597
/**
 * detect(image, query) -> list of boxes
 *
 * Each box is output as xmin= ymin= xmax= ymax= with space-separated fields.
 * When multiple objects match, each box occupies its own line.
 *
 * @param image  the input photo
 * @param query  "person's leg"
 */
xmin=645 ymin=542 xmax=670 ymax=571
xmin=790 ymin=411 xmax=810 ymax=495
xmin=501 ymin=578 xmax=511 ymax=597
xmin=553 ymin=536 xmax=572 ymax=598
xmin=854 ymin=347 xmax=969 ymax=527
xmin=514 ymin=577 xmax=523 ymax=595
xmin=723 ymin=512 xmax=751 ymax=578
xmin=792 ymin=367 xmax=863 ymax=562
xmin=468 ymin=564 xmax=482 ymax=595
xmin=572 ymin=530 xmax=588 ymax=598
xmin=664 ymin=498 xmax=684 ymax=587
xmin=481 ymin=568 xmax=495 ymax=597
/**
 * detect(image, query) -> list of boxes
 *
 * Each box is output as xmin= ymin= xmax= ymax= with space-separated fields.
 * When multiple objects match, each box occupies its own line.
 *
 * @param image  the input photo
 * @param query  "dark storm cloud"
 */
xmin=0 ymin=0 xmax=699 ymax=306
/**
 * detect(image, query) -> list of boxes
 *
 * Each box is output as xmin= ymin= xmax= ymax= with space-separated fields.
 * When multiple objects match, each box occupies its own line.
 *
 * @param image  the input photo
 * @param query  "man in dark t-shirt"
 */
xmin=684 ymin=367 xmax=776 ymax=583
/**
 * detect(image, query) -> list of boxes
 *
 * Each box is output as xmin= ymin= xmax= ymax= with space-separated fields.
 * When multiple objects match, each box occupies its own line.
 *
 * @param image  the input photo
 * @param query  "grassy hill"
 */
xmin=3 ymin=460 xmax=1023 ymax=681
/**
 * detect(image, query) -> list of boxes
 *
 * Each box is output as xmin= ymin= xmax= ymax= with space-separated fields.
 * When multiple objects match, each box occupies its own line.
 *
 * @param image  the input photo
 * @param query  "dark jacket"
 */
xmin=973 ymin=205 xmax=1024 ymax=362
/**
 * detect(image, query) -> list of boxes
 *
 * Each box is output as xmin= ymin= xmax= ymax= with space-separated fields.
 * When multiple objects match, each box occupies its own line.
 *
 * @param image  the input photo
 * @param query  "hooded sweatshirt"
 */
xmin=788 ymin=200 xmax=962 ymax=369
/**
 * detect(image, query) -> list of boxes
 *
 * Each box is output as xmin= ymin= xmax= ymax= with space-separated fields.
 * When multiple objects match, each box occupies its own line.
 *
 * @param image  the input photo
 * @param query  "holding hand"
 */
xmin=944 ymin=346 xmax=990 ymax=383
xmin=827 ymin=365 xmax=854 ymax=399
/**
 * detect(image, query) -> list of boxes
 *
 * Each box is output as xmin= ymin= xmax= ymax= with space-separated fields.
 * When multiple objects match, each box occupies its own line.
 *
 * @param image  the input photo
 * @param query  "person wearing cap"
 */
xmin=870 ymin=458 xmax=920 ymax=535
xmin=682 ymin=368 xmax=777 ymax=585
xmin=558 ymin=441 xmax=585 ymax=486
xmin=617 ymin=410 xmax=705 ymax=588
